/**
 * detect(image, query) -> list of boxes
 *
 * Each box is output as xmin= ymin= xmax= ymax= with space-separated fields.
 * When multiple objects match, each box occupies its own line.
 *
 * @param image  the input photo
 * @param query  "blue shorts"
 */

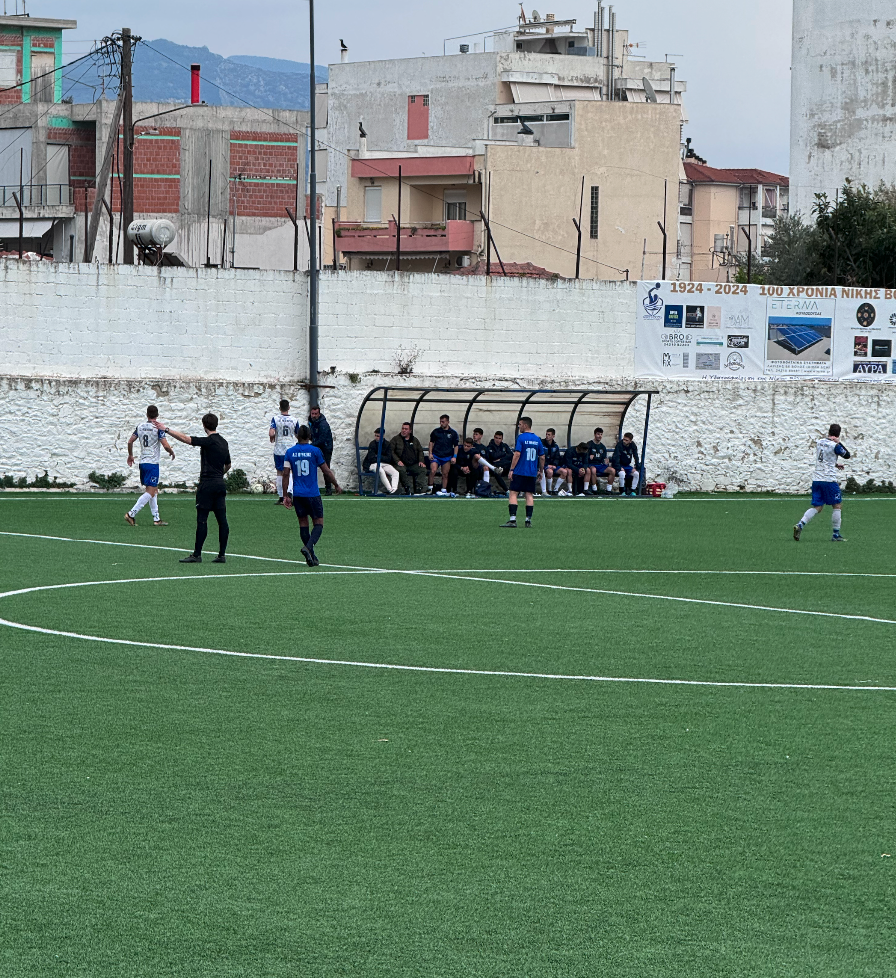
xmin=594 ymin=464 xmax=611 ymax=474
xmin=510 ymin=474 xmax=537 ymax=494
xmin=620 ymin=465 xmax=634 ymax=475
xmin=432 ymin=455 xmax=454 ymax=466
xmin=274 ymin=454 xmax=286 ymax=471
xmin=811 ymin=481 xmax=842 ymax=507
xmin=139 ymin=463 xmax=160 ymax=487
xmin=293 ymin=494 xmax=324 ymax=520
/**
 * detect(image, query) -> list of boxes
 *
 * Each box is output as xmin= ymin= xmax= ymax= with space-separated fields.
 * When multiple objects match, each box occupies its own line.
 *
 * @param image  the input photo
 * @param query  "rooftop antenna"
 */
xmin=517 ymin=117 xmax=534 ymax=135
xmin=531 ymin=9 xmax=541 ymax=22
xmin=642 ymin=77 xmax=658 ymax=103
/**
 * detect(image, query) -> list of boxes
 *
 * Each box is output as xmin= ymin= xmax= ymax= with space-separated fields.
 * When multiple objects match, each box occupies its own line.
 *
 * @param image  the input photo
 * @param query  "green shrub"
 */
xmin=225 ymin=468 xmax=250 ymax=492
xmin=1 ymin=471 xmax=75 ymax=489
xmin=845 ymin=476 xmax=895 ymax=494
xmin=88 ymin=471 xmax=128 ymax=490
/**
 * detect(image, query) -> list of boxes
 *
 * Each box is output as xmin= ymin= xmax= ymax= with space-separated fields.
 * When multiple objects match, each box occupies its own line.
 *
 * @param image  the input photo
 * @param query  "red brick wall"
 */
xmin=229 ymin=131 xmax=300 ymax=218
xmin=128 ymin=128 xmax=180 ymax=213
xmin=0 ymin=40 xmax=22 ymax=105
xmin=32 ymin=36 xmax=56 ymax=49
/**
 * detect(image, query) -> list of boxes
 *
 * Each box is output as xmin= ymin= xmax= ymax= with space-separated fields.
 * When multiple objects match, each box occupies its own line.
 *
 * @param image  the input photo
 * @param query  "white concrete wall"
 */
xmin=791 ymin=1 xmax=896 ymax=216
xmin=1 ymin=261 xmax=895 ymax=492
xmin=0 ymin=261 xmax=307 ymax=382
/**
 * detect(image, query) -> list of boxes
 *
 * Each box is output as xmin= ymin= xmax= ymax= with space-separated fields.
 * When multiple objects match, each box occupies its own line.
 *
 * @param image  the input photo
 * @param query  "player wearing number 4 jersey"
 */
xmin=270 ymin=398 xmax=298 ymax=504
xmin=500 ymin=417 xmax=544 ymax=528
xmin=125 ymin=405 xmax=175 ymax=526
xmin=284 ymin=425 xmax=342 ymax=566
xmin=794 ymin=423 xmax=851 ymax=542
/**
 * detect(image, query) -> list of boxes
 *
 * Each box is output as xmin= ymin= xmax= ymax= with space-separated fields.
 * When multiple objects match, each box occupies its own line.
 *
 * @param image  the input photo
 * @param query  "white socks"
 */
xmin=552 ymin=477 xmax=561 ymax=490
xmin=483 ymin=470 xmax=491 ymax=484
xmin=277 ymin=477 xmax=284 ymax=498
xmin=540 ymin=474 xmax=547 ymax=493
xmin=800 ymin=508 xmax=817 ymax=525
xmin=149 ymin=495 xmax=160 ymax=521
xmin=583 ymin=481 xmax=590 ymax=491
xmin=129 ymin=492 xmax=152 ymax=516
xmin=832 ymin=510 xmax=842 ymax=532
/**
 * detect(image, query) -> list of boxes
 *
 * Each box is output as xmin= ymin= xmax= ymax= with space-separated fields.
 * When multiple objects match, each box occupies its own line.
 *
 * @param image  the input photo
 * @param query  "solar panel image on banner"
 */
xmin=768 ymin=318 xmax=831 ymax=355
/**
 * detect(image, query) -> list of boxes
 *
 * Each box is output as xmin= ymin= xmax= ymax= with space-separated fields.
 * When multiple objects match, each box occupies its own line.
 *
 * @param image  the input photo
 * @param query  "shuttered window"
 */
xmin=589 ymin=186 xmax=599 ymax=239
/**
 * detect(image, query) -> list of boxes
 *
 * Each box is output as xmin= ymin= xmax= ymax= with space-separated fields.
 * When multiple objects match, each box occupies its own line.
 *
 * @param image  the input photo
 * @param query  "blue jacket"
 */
xmin=611 ymin=439 xmax=640 ymax=470
xmin=543 ymin=440 xmax=564 ymax=468
xmin=308 ymin=413 xmax=333 ymax=456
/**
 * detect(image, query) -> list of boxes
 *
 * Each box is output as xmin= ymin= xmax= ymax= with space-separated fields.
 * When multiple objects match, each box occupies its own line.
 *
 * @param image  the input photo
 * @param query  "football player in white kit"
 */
xmin=269 ymin=398 xmax=298 ymax=504
xmin=125 ymin=405 xmax=175 ymax=526
xmin=793 ymin=423 xmax=851 ymax=542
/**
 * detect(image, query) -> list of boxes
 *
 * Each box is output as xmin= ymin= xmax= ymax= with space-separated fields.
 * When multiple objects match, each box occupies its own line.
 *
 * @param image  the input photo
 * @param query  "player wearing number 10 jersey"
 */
xmin=270 ymin=398 xmax=299 ymax=504
xmin=125 ymin=404 xmax=175 ymax=527
xmin=500 ymin=416 xmax=544 ymax=528
xmin=284 ymin=425 xmax=342 ymax=566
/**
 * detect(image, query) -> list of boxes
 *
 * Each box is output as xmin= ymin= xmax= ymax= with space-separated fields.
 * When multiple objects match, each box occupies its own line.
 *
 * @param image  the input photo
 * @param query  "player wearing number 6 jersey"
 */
xmin=500 ymin=416 xmax=544 ymax=528
xmin=270 ymin=398 xmax=298 ymax=504
xmin=125 ymin=405 xmax=175 ymax=527
xmin=284 ymin=425 xmax=342 ymax=566
xmin=794 ymin=423 xmax=851 ymax=542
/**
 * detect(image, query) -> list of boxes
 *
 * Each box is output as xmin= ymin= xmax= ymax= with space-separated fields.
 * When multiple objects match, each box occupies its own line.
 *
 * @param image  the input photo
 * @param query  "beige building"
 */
xmin=681 ymin=163 xmax=789 ymax=282
xmin=334 ymin=100 xmax=682 ymax=280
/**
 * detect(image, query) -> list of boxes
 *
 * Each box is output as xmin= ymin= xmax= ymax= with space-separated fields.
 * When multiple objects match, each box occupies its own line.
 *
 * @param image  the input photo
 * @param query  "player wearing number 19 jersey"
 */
xmin=500 ymin=416 xmax=544 ymax=528
xmin=284 ymin=425 xmax=342 ymax=566
xmin=270 ymin=398 xmax=298 ymax=504
xmin=794 ymin=423 xmax=851 ymax=542
xmin=125 ymin=404 xmax=175 ymax=527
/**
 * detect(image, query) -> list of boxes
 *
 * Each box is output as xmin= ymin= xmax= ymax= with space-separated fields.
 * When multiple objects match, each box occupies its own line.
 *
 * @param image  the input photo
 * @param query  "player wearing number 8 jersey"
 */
xmin=500 ymin=417 xmax=544 ymax=528
xmin=284 ymin=425 xmax=342 ymax=566
xmin=794 ymin=423 xmax=851 ymax=542
xmin=125 ymin=405 xmax=175 ymax=527
xmin=270 ymin=398 xmax=298 ymax=504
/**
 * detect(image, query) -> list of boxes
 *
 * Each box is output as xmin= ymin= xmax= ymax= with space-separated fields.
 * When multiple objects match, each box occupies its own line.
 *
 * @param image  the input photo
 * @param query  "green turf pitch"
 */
xmin=1 ymin=493 xmax=894 ymax=978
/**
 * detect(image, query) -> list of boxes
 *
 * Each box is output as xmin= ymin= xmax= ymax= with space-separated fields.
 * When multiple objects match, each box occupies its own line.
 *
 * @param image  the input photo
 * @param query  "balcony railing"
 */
xmin=0 ymin=184 xmax=74 ymax=207
xmin=335 ymin=219 xmax=475 ymax=254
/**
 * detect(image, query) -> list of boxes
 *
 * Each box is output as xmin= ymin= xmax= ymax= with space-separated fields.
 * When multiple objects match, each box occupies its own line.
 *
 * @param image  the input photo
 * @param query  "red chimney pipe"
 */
xmin=190 ymin=63 xmax=200 ymax=104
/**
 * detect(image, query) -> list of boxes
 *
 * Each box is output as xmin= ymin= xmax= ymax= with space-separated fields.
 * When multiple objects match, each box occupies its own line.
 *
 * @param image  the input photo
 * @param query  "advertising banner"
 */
xmin=635 ymin=281 xmax=766 ymax=379
xmin=635 ymin=282 xmax=896 ymax=382
xmin=833 ymin=292 xmax=896 ymax=381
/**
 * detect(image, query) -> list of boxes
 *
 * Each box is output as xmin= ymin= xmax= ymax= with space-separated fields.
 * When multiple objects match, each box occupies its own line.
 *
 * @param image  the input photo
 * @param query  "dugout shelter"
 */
xmin=354 ymin=387 xmax=656 ymax=495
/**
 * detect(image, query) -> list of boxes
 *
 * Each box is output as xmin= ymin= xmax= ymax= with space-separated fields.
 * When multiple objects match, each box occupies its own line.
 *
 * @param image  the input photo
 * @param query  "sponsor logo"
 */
xmin=706 ymin=306 xmax=722 ymax=329
xmin=662 ymin=352 xmax=689 ymax=369
xmin=726 ymin=313 xmax=751 ymax=329
xmin=696 ymin=337 xmax=724 ymax=347
xmin=871 ymin=338 xmax=892 ymax=357
xmin=664 ymin=305 xmax=683 ymax=327
xmin=725 ymin=351 xmax=745 ymax=371
xmin=890 ymin=312 xmax=896 ymax=327
xmin=727 ymin=335 xmax=750 ymax=349
xmin=854 ymin=336 xmax=868 ymax=357
xmin=661 ymin=332 xmax=691 ymax=347
xmin=685 ymin=305 xmax=705 ymax=327
xmin=853 ymin=361 xmax=887 ymax=374
xmin=856 ymin=302 xmax=876 ymax=327
xmin=642 ymin=282 xmax=664 ymax=319
xmin=696 ymin=352 xmax=720 ymax=370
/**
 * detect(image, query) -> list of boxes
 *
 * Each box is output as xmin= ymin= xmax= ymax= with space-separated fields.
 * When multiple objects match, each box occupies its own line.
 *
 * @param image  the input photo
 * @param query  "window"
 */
xmin=589 ymin=186 xmax=599 ymax=239
xmin=407 ymin=94 xmax=429 ymax=140
xmin=30 ymin=52 xmax=55 ymax=104
xmin=444 ymin=190 xmax=467 ymax=222
xmin=679 ymin=183 xmax=692 ymax=216
xmin=739 ymin=185 xmax=757 ymax=209
xmin=0 ymin=51 xmax=16 ymax=89
xmin=364 ymin=186 xmax=382 ymax=223
xmin=762 ymin=186 xmax=777 ymax=218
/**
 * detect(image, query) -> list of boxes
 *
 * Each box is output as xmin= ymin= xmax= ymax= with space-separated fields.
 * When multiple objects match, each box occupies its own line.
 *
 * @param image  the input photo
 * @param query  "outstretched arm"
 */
xmin=151 ymin=419 xmax=192 ymax=445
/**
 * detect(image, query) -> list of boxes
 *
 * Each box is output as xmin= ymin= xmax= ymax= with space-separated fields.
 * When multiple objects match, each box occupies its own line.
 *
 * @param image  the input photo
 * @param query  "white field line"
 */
xmin=1 ymin=531 xmax=895 ymax=582
xmin=2 ymin=495 xmax=896 ymax=503
xmin=0 ymin=570 xmax=895 ymax=693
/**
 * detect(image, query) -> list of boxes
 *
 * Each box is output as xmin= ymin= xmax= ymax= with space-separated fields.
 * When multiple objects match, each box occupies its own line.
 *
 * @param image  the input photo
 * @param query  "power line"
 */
xmin=138 ymin=39 xmax=631 ymax=276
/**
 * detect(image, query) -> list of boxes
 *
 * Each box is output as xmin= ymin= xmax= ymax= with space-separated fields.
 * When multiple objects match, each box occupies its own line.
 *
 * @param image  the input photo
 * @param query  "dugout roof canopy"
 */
xmin=355 ymin=387 xmax=657 ymax=493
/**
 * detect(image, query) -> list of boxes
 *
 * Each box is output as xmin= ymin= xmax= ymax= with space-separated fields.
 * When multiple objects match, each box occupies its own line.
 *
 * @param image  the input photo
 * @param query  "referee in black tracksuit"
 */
xmin=153 ymin=412 xmax=232 ymax=563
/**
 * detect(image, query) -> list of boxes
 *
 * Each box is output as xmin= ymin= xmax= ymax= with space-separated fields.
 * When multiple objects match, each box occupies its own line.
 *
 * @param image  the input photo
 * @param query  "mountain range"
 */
xmin=65 ymin=39 xmax=328 ymax=110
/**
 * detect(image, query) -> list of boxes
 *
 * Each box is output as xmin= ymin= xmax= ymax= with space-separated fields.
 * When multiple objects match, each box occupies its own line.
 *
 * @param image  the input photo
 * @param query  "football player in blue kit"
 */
xmin=429 ymin=414 xmax=460 ymax=496
xmin=284 ymin=424 xmax=342 ymax=566
xmin=269 ymin=398 xmax=298 ymax=505
xmin=500 ymin=416 xmax=544 ymax=528
xmin=794 ymin=423 xmax=851 ymax=542
xmin=540 ymin=427 xmax=565 ymax=495
xmin=125 ymin=404 xmax=175 ymax=526
xmin=611 ymin=432 xmax=641 ymax=496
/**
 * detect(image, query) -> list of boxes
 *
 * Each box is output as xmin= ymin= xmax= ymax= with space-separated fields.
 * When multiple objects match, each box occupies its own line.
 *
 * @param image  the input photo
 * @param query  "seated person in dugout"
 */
xmin=565 ymin=442 xmax=593 ymax=496
xmin=362 ymin=428 xmax=399 ymax=494
xmin=541 ymin=428 xmax=567 ymax=495
xmin=611 ymin=432 xmax=641 ymax=496
xmin=470 ymin=428 xmax=498 ymax=481
xmin=587 ymin=427 xmax=616 ymax=495
xmin=389 ymin=422 xmax=428 ymax=494
xmin=450 ymin=437 xmax=481 ymax=496
xmin=483 ymin=430 xmax=515 ymax=493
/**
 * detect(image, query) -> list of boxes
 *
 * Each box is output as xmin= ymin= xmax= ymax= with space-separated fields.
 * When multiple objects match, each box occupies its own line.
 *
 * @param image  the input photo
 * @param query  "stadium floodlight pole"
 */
xmin=307 ymin=0 xmax=320 ymax=406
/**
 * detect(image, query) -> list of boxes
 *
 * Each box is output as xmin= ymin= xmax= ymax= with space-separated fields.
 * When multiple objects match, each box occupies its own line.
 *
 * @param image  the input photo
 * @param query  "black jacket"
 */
xmin=362 ymin=438 xmax=395 ymax=469
xmin=485 ymin=439 xmax=514 ymax=469
xmin=308 ymin=413 xmax=333 ymax=456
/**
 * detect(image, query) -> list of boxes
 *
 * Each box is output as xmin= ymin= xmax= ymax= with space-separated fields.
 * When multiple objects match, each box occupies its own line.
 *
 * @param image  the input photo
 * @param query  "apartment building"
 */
xmin=319 ymin=8 xmax=689 ymax=279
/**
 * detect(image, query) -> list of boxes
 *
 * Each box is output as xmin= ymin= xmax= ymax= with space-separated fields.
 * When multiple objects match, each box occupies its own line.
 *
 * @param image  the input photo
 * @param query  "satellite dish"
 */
xmin=531 ymin=9 xmax=541 ymax=21
xmin=642 ymin=76 xmax=658 ymax=103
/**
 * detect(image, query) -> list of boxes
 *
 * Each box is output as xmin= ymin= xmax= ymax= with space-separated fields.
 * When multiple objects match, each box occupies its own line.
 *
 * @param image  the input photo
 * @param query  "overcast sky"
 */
xmin=36 ymin=0 xmax=792 ymax=174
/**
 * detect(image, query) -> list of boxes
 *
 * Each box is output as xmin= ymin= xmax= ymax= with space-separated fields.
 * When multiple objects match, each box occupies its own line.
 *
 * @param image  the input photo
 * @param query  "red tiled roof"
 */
xmin=683 ymin=162 xmax=789 ymax=187
xmin=450 ymin=259 xmax=562 ymax=279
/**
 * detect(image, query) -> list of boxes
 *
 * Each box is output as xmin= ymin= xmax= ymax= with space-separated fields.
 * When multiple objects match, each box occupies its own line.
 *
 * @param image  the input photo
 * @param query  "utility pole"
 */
xmin=307 ymin=0 xmax=319 ymax=405
xmin=121 ymin=27 xmax=135 ymax=264
xmin=657 ymin=177 xmax=668 ymax=279
xmin=572 ymin=175 xmax=584 ymax=279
